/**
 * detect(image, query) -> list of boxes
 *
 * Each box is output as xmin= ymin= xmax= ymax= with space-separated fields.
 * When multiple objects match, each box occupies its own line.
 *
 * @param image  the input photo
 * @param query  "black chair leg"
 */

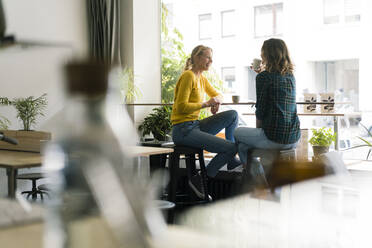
xmin=198 ymin=151 xmax=211 ymax=202
xmin=167 ymin=152 xmax=180 ymax=224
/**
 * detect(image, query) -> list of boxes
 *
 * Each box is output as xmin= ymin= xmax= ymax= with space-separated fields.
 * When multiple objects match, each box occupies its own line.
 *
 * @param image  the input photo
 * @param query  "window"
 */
xmin=221 ymin=67 xmax=236 ymax=93
xmin=165 ymin=3 xmax=174 ymax=28
xmin=199 ymin=13 xmax=212 ymax=40
xmin=254 ymin=3 xmax=283 ymax=38
xmin=323 ymin=0 xmax=361 ymax=24
xmin=221 ymin=10 xmax=235 ymax=38
xmin=344 ymin=0 xmax=361 ymax=23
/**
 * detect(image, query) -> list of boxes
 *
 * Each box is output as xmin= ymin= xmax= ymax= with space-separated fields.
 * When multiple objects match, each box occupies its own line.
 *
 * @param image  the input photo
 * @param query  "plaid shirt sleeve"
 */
xmin=255 ymin=73 xmax=269 ymax=120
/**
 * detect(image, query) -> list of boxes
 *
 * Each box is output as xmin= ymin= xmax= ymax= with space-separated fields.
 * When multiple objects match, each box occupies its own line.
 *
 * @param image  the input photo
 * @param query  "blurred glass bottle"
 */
xmin=42 ymin=61 xmax=147 ymax=248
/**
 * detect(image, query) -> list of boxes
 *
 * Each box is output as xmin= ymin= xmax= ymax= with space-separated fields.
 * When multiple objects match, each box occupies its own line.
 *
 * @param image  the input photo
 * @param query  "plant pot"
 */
xmin=0 ymin=130 xmax=51 ymax=153
xmin=312 ymin=145 xmax=329 ymax=157
xmin=153 ymin=133 xmax=172 ymax=142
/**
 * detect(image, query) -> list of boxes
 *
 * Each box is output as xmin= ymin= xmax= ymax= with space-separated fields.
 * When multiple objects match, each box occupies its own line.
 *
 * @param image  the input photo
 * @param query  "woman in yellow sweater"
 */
xmin=171 ymin=45 xmax=240 ymax=199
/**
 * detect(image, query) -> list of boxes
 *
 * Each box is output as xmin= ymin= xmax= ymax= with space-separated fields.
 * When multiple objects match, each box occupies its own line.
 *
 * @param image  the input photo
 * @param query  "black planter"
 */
xmin=312 ymin=145 xmax=329 ymax=157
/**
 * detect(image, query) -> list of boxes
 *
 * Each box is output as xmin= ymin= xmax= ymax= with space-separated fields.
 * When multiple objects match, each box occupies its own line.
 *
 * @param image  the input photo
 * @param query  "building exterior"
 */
xmin=163 ymin=0 xmax=371 ymax=112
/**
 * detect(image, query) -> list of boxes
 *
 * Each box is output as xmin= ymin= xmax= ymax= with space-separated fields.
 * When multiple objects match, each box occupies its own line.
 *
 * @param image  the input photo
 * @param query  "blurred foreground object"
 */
xmin=266 ymin=160 xmax=327 ymax=190
xmin=42 ymin=61 xmax=163 ymax=248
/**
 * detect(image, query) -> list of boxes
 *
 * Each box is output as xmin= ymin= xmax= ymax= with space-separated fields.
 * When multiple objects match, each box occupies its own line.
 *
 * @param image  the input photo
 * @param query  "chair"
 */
xmin=37 ymin=183 xmax=52 ymax=199
xmin=242 ymin=148 xmax=297 ymax=190
xmin=162 ymin=143 xmax=212 ymax=223
xmin=16 ymin=173 xmax=46 ymax=200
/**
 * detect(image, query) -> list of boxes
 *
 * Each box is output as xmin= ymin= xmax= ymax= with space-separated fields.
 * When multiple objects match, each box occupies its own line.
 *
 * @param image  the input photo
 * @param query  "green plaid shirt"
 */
xmin=255 ymin=71 xmax=300 ymax=144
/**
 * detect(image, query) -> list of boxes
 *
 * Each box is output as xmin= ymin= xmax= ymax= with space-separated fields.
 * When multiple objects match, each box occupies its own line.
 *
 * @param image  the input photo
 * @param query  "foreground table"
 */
xmin=0 ymin=150 xmax=42 ymax=198
xmin=178 ymin=171 xmax=372 ymax=247
xmin=0 ymin=213 xmax=222 ymax=248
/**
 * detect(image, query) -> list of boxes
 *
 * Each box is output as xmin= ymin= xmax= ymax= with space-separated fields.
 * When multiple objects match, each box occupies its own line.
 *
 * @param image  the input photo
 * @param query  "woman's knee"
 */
xmin=219 ymin=109 xmax=237 ymax=120
xmin=225 ymin=142 xmax=238 ymax=154
xmin=234 ymin=126 xmax=245 ymax=140
xmin=227 ymin=109 xmax=238 ymax=120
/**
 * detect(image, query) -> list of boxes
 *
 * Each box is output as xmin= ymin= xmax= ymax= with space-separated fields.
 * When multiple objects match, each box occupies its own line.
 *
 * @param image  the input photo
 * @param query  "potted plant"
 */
xmin=309 ymin=127 xmax=336 ymax=157
xmin=138 ymin=106 xmax=172 ymax=142
xmin=0 ymin=93 xmax=47 ymax=131
xmin=0 ymin=93 xmax=50 ymax=152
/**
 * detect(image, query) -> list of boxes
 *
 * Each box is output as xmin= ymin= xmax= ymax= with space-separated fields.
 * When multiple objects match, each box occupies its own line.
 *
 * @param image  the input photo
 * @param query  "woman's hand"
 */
xmin=211 ymin=103 xmax=220 ymax=115
xmin=202 ymin=96 xmax=221 ymax=108
xmin=250 ymin=65 xmax=263 ymax=74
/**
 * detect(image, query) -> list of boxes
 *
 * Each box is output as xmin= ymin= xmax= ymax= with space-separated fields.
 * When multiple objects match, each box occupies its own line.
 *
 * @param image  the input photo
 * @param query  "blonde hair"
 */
xmin=184 ymin=45 xmax=212 ymax=71
xmin=261 ymin=38 xmax=294 ymax=75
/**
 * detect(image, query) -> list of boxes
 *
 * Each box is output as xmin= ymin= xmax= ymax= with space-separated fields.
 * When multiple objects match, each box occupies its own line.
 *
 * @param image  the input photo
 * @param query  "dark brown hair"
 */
xmin=261 ymin=38 xmax=294 ymax=75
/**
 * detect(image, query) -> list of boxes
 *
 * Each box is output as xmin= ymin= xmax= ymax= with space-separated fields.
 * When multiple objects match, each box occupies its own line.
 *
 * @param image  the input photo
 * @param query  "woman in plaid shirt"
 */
xmin=234 ymin=38 xmax=300 ymax=168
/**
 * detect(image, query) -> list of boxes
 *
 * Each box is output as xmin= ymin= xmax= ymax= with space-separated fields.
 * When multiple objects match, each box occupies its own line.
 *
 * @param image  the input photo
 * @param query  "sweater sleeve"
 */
xmin=203 ymin=76 xmax=220 ymax=98
xmin=255 ymin=73 xmax=268 ymax=120
xmin=175 ymin=72 xmax=203 ymax=113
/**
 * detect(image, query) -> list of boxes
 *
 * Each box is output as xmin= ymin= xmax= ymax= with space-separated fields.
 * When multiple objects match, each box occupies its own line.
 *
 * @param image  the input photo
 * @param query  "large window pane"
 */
xmin=160 ymin=1 xmax=369 ymax=159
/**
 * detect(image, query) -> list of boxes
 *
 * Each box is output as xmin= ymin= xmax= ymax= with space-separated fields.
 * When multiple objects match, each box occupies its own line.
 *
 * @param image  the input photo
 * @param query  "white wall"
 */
xmin=121 ymin=0 xmax=162 ymax=126
xmin=3 ymin=0 xmax=88 ymax=55
xmin=0 ymin=0 xmax=88 ymax=131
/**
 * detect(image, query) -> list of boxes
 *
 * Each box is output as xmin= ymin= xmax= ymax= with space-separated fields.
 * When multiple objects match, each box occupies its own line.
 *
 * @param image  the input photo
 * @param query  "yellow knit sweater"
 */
xmin=171 ymin=70 xmax=219 ymax=125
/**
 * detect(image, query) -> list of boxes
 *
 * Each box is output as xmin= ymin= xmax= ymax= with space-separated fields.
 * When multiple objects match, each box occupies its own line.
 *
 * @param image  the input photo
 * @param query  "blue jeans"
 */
xmin=172 ymin=110 xmax=239 ymax=177
xmin=234 ymin=127 xmax=297 ymax=165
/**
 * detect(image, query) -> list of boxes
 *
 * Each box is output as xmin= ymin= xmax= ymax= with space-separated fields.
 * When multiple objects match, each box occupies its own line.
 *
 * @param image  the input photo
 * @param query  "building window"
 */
xmin=199 ymin=13 xmax=212 ymax=40
xmin=221 ymin=67 xmax=236 ymax=93
xmin=323 ymin=0 xmax=361 ymax=24
xmin=254 ymin=3 xmax=283 ymax=38
xmin=221 ymin=10 xmax=235 ymax=38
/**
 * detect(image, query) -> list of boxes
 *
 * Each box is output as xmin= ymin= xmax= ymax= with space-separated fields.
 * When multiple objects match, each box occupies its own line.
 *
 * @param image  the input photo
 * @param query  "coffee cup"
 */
xmin=252 ymin=58 xmax=262 ymax=71
xmin=232 ymin=95 xmax=240 ymax=103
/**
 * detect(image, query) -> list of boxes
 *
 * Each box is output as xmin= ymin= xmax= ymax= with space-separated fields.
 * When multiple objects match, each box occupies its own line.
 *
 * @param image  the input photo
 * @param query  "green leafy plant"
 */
xmin=0 ymin=93 xmax=47 ymax=131
xmin=160 ymin=3 xmax=225 ymax=108
xmin=119 ymin=67 xmax=142 ymax=103
xmin=138 ymin=106 xmax=172 ymax=141
xmin=346 ymin=123 xmax=372 ymax=159
xmin=0 ymin=115 xmax=10 ymax=129
xmin=309 ymin=127 xmax=336 ymax=147
xmin=161 ymin=3 xmax=187 ymax=104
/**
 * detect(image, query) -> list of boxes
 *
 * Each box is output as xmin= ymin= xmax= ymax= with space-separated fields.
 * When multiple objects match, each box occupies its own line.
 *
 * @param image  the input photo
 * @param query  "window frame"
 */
xmin=254 ymin=3 xmax=283 ymax=38
xmin=221 ymin=9 xmax=236 ymax=38
xmin=221 ymin=66 xmax=236 ymax=93
xmin=323 ymin=0 xmax=361 ymax=25
xmin=198 ymin=13 xmax=213 ymax=40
